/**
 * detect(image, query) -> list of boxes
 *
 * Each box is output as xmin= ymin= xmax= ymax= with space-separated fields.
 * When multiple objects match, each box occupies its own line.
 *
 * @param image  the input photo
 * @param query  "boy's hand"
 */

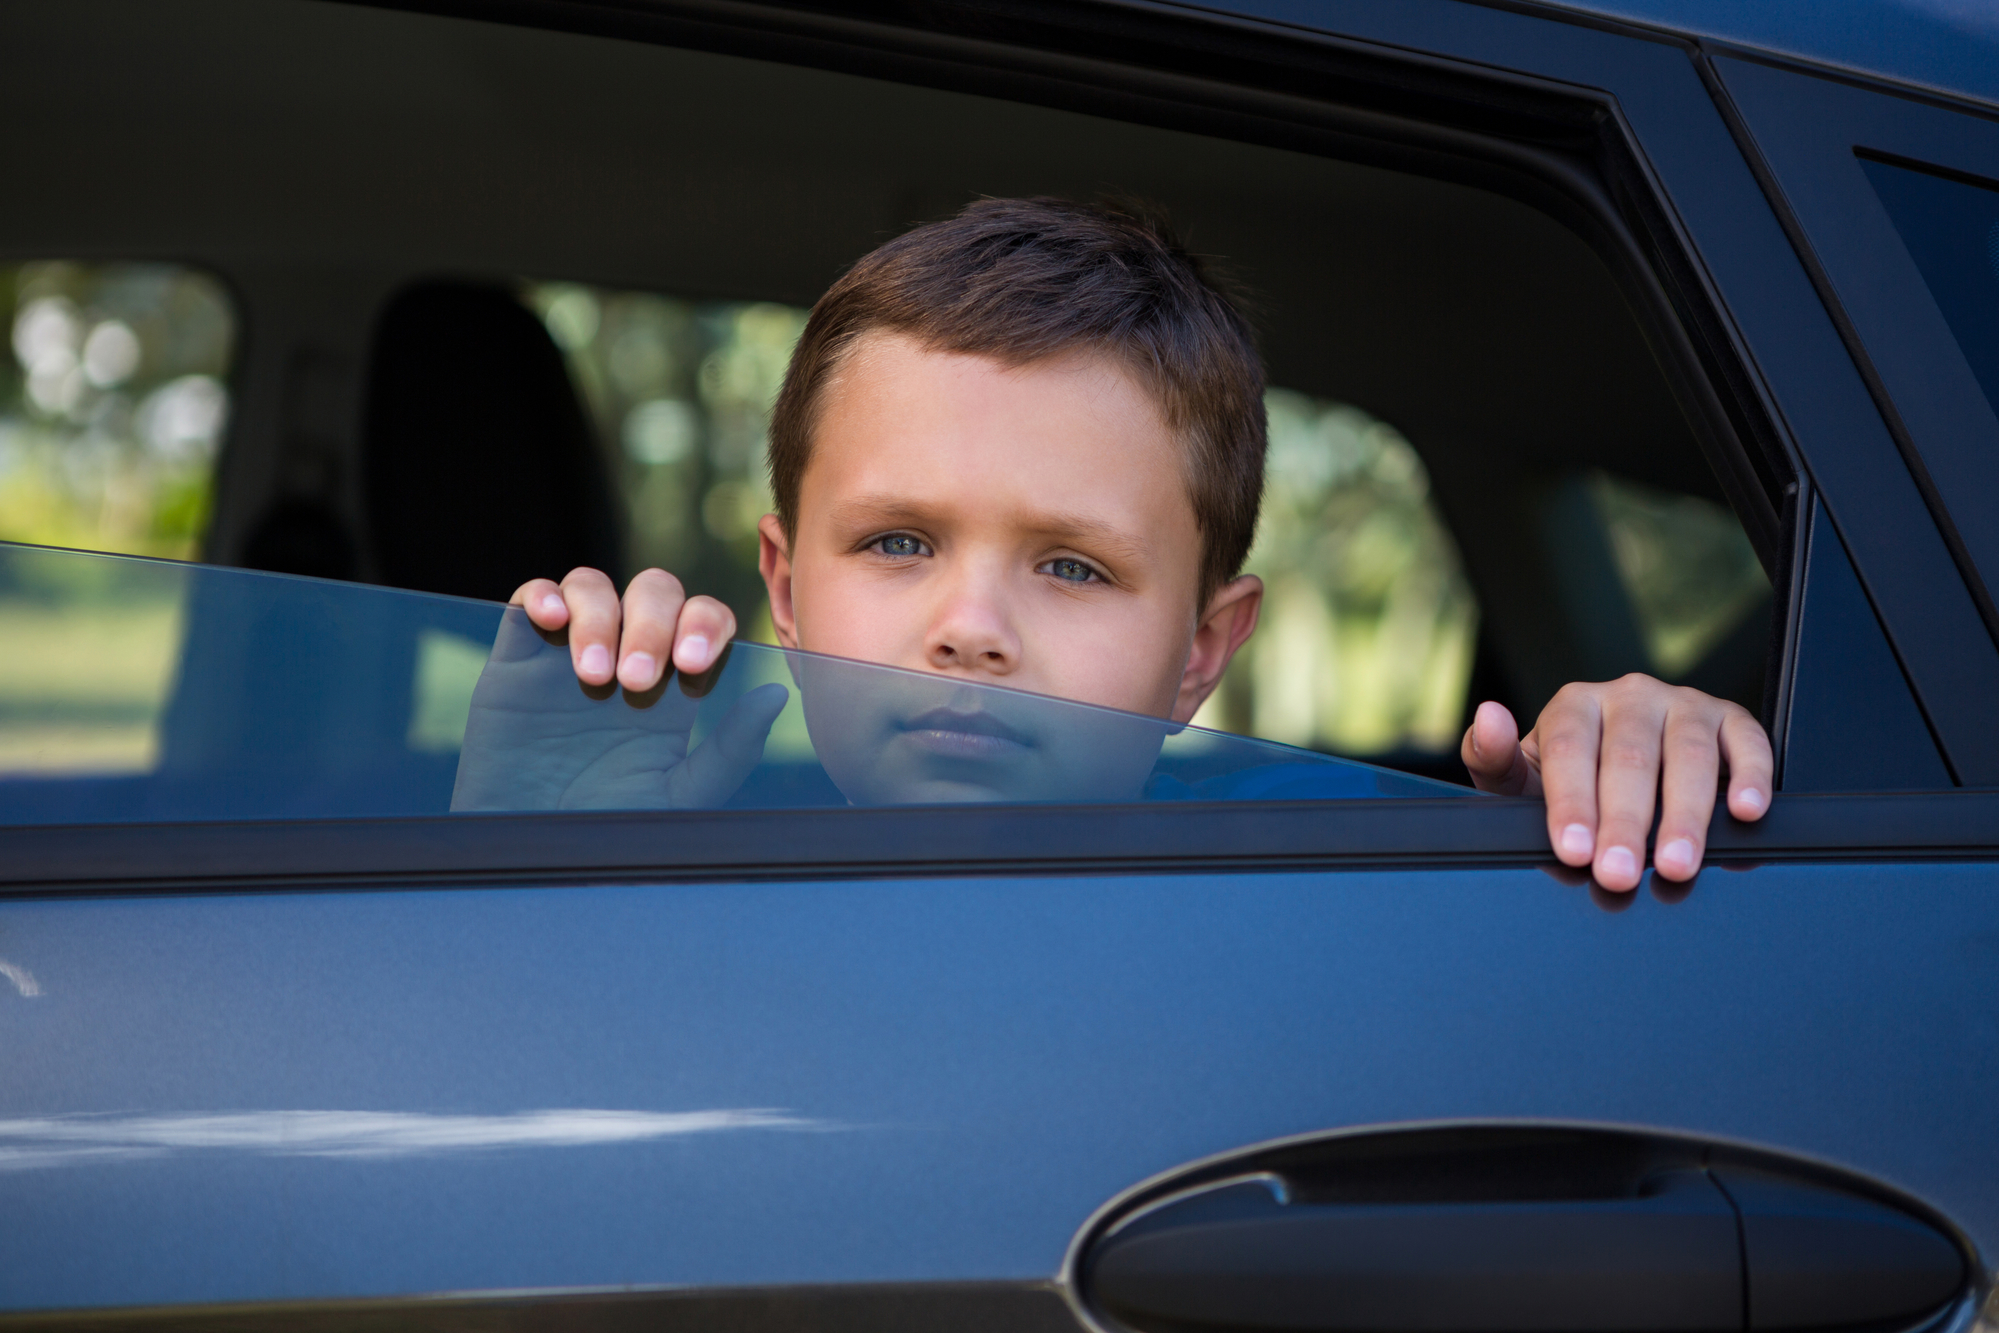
xmin=512 ymin=567 xmax=736 ymax=690
xmin=1460 ymin=674 xmax=1772 ymax=892
xmin=451 ymin=567 xmax=777 ymax=812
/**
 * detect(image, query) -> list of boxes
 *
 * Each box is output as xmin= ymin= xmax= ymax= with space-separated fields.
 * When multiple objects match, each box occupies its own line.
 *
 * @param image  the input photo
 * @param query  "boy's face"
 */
xmin=757 ymin=331 xmax=1261 ymax=725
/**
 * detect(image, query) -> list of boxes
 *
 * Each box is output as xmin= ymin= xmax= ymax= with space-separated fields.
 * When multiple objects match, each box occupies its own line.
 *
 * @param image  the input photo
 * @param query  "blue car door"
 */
xmin=3 ymin=1 xmax=1996 ymax=1330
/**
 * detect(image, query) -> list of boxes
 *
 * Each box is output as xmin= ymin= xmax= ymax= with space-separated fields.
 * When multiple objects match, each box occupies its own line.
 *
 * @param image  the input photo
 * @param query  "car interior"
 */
xmin=0 ymin=0 xmax=1793 ymax=785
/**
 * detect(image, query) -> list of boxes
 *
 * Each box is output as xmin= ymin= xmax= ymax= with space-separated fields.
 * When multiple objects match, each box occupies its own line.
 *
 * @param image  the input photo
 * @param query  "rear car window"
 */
xmin=2 ymin=262 xmax=234 ymax=559
xmin=0 ymin=0 xmax=1789 ymax=807
xmin=1858 ymin=156 xmax=1999 ymax=424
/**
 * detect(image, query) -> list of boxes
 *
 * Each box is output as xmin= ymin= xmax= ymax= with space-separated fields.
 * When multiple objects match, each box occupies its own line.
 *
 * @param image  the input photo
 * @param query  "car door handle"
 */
xmin=1078 ymin=1128 xmax=1966 ymax=1333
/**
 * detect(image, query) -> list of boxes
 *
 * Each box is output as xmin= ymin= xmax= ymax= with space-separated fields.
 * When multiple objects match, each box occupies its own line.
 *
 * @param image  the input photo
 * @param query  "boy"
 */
xmin=479 ymin=197 xmax=1771 ymax=892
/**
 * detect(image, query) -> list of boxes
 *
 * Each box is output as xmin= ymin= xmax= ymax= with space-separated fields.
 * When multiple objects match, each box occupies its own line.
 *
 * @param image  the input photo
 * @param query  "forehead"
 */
xmin=801 ymin=332 xmax=1194 ymax=529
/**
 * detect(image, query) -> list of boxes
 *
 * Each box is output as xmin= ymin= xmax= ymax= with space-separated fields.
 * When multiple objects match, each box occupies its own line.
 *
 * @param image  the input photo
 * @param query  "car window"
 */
xmin=0 ymin=541 xmax=1462 ymax=825
xmin=1858 ymin=156 xmax=1999 ymax=426
xmin=2 ymin=261 xmax=235 ymax=559
xmin=2 ymin=0 xmax=1790 ymax=790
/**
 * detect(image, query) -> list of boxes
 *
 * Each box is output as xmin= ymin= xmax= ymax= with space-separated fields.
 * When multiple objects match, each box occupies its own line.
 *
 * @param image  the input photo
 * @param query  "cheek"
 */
xmin=1021 ymin=605 xmax=1191 ymax=716
xmin=788 ymin=560 xmax=922 ymax=663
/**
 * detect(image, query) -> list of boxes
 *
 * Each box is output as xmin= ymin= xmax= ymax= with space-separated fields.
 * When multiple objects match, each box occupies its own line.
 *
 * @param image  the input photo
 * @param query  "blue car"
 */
xmin=2 ymin=0 xmax=1996 ymax=1329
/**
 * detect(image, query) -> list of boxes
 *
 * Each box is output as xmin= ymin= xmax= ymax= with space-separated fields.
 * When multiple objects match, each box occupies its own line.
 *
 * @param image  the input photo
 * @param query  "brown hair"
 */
xmin=767 ymin=197 xmax=1266 ymax=603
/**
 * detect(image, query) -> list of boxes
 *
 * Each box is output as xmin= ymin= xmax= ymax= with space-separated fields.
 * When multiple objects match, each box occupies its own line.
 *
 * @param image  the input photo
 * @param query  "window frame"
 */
xmin=1702 ymin=53 xmax=1999 ymax=784
xmin=4 ymin=791 xmax=1994 ymax=896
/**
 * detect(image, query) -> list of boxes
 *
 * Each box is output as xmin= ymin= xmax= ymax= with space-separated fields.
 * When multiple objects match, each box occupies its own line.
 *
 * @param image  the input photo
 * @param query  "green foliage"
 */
xmin=1197 ymin=391 xmax=1478 ymax=754
xmin=0 ymin=261 xmax=235 ymax=561
xmin=526 ymin=284 xmax=806 ymax=633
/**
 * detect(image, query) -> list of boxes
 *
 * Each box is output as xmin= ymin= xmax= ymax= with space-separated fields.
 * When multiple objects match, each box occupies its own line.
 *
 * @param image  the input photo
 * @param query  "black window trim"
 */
xmin=2 ymin=791 xmax=1993 ymax=897
xmin=1698 ymin=49 xmax=1999 ymax=785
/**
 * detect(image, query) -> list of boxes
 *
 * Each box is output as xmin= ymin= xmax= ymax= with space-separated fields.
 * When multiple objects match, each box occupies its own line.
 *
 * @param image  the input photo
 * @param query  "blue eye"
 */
xmin=876 ymin=534 xmax=924 ymax=557
xmin=1048 ymin=558 xmax=1097 ymax=583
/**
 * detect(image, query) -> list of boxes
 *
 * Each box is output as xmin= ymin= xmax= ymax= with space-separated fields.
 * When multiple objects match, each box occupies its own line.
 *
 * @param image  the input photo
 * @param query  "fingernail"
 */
xmin=1559 ymin=824 xmax=1594 ymax=859
xmin=1600 ymin=845 xmax=1639 ymax=882
xmin=580 ymin=644 xmax=610 ymax=678
xmin=622 ymin=651 xmax=656 ymax=684
xmin=1657 ymin=838 xmax=1696 ymax=876
xmin=1736 ymin=787 xmax=1766 ymax=816
xmin=541 ymin=594 xmax=565 ymax=614
xmin=680 ymin=635 xmax=710 ymax=668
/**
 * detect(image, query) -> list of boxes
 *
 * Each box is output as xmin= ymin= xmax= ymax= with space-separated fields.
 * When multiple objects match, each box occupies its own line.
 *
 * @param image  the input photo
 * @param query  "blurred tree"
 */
xmin=0 ymin=262 xmax=234 ymax=560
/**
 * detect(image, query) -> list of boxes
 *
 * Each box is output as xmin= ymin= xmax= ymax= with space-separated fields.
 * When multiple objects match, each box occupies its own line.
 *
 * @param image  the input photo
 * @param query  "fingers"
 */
xmin=521 ymin=568 xmax=737 ymax=693
xmin=1531 ymin=683 xmax=1607 ymax=875
xmin=512 ymin=578 xmax=570 ymax=630
xmin=558 ymin=567 xmax=624 ymax=687
xmin=613 ymin=574 xmax=735 ymax=692
xmin=1587 ymin=679 xmax=1672 ymax=892
xmin=667 ymin=682 xmax=789 ymax=807
xmin=671 ymin=595 xmax=737 ymax=677
xmin=1462 ymin=700 xmax=1541 ymax=797
xmin=1651 ymin=695 xmax=1726 ymax=884
xmin=1535 ymin=676 xmax=1777 ymax=891
xmin=614 ymin=569 xmax=688 ymax=692
xmin=1720 ymin=706 xmax=1774 ymax=823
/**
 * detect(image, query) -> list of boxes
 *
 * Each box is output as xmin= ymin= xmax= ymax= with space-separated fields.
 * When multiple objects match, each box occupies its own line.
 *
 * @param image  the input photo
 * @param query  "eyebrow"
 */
xmin=826 ymin=494 xmax=1151 ymax=562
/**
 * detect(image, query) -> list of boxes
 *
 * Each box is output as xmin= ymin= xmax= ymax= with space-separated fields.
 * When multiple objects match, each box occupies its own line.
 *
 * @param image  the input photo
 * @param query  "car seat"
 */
xmin=361 ymin=280 xmax=624 ymax=601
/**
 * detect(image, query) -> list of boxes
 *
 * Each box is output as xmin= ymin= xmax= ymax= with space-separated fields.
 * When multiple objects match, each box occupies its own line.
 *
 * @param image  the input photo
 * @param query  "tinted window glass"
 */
xmin=1859 ymin=156 xmax=1999 ymax=421
xmin=2 ymin=262 xmax=234 ymax=559
xmin=0 ymin=542 xmax=1461 ymax=825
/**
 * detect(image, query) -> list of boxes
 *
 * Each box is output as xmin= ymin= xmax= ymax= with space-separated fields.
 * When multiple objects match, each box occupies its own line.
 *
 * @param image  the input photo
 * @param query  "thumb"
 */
xmin=1462 ymin=700 xmax=1538 ymax=796
xmin=665 ymin=683 xmax=790 ymax=808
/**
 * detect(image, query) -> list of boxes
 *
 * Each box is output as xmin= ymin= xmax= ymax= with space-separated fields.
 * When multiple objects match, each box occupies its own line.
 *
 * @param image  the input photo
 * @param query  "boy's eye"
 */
xmin=874 ymin=534 xmax=927 ymax=558
xmin=1044 ymin=558 xmax=1099 ymax=584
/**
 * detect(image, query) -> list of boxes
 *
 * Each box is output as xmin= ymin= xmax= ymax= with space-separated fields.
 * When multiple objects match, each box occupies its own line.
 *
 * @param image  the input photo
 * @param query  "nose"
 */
xmin=923 ymin=565 xmax=1021 ymax=677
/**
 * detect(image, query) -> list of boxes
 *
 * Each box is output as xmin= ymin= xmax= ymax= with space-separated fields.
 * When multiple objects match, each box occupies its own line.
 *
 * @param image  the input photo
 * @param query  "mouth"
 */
xmin=897 ymin=706 xmax=1034 ymax=760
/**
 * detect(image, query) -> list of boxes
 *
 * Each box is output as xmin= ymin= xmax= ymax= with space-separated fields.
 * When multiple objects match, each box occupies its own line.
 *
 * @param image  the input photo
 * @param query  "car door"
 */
xmin=3 ymin=2 xmax=1996 ymax=1331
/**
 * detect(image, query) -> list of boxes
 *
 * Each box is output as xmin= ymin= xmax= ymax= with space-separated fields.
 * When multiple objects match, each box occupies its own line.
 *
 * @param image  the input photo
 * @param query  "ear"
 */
xmin=757 ymin=513 xmax=801 ymax=650
xmin=1171 ymin=574 xmax=1262 ymax=724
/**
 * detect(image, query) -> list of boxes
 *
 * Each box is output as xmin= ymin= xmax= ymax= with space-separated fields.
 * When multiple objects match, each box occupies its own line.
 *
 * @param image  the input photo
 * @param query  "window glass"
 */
xmin=0 ymin=541 xmax=1462 ymax=825
xmin=1 ymin=262 xmax=235 ymax=559
xmin=1858 ymin=157 xmax=1999 ymax=424
xmin=524 ymin=284 xmax=1484 ymax=762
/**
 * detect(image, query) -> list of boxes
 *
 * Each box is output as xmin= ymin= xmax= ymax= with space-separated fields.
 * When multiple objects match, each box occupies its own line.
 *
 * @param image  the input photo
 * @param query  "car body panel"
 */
xmin=1714 ymin=56 xmax=1999 ymax=636
xmin=1522 ymin=0 xmax=1999 ymax=111
xmin=4 ymin=862 xmax=1998 ymax=1311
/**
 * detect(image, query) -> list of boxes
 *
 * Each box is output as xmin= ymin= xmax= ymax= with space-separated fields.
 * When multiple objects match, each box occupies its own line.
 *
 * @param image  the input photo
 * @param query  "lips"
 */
xmin=898 ymin=706 xmax=1034 ymax=759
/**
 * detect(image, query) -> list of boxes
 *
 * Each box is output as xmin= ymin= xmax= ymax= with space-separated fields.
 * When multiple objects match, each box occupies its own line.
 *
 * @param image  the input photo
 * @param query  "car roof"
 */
xmin=1528 ymin=0 xmax=1999 ymax=109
